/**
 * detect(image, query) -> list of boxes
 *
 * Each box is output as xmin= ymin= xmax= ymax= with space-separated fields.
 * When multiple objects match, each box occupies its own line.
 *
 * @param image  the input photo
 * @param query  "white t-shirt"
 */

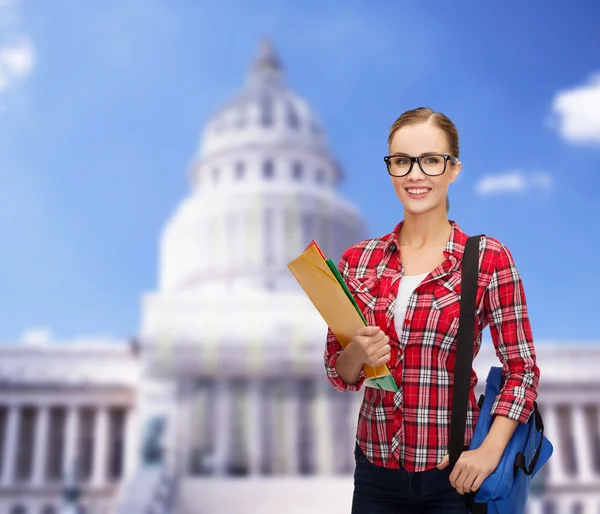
xmin=394 ymin=272 xmax=429 ymax=338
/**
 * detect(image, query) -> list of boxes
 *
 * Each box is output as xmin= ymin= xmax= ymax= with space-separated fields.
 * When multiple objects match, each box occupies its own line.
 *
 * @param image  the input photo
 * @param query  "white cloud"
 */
xmin=550 ymin=72 xmax=600 ymax=145
xmin=0 ymin=38 xmax=34 ymax=91
xmin=475 ymin=171 xmax=553 ymax=196
xmin=0 ymin=0 xmax=34 ymax=95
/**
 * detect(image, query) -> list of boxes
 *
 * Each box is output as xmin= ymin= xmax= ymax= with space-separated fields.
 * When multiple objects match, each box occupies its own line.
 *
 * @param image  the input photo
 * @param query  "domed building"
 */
xmin=138 ymin=40 xmax=368 ymax=482
xmin=0 ymin=41 xmax=598 ymax=514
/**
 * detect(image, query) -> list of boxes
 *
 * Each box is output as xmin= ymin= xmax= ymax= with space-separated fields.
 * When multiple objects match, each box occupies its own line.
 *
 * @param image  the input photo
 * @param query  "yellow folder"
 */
xmin=288 ymin=243 xmax=398 ymax=392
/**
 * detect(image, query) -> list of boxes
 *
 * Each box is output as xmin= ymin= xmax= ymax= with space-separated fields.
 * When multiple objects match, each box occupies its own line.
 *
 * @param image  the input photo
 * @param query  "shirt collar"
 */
xmin=383 ymin=219 xmax=468 ymax=262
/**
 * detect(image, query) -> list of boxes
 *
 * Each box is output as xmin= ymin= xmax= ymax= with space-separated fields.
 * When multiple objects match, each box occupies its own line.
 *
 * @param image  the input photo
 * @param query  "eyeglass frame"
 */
xmin=383 ymin=153 xmax=459 ymax=177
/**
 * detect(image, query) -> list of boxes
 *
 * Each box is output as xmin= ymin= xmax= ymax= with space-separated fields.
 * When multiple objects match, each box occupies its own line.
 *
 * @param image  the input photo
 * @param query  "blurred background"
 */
xmin=0 ymin=0 xmax=599 ymax=513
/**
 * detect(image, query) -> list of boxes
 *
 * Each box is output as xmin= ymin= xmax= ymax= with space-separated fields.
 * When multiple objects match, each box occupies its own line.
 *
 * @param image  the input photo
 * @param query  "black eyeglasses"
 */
xmin=384 ymin=153 xmax=459 ymax=177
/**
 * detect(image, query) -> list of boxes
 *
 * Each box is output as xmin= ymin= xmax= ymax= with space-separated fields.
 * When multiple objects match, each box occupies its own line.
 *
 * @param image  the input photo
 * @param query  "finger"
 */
xmin=374 ymin=346 xmax=391 ymax=365
xmin=373 ymin=352 xmax=390 ymax=367
xmin=471 ymin=471 xmax=487 ymax=492
xmin=375 ymin=334 xmax=390 ymax=347
xmin=367 ymin=325 xmax=382 ymax=336
xmin=449 ymin=464 xmax=465 ymax=490
xmin=460 ymin=471 xmax=478 ymax=495
xmin=376 ymin=344 xmax=391 ymax=358
xmin=376 ymin=329 xmax=388 ymax=342
xmin=436 ymin=454 xmax=449 ymax=470
xmin=357 ymin=326 xmax=379 ymax=337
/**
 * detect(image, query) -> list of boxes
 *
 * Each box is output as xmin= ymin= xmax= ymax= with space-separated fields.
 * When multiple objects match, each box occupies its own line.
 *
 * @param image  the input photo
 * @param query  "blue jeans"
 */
xmin=351 ymin=443 xmax=468 ymax=514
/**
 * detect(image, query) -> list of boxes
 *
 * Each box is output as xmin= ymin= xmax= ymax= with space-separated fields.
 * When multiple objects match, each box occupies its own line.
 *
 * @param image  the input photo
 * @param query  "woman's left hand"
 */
xmin=436 ymin=447 xmax=503 ymax=495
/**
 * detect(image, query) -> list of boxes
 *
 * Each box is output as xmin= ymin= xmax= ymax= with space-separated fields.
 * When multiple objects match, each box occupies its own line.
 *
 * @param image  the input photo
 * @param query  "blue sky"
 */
xmin=0 ymin=0 xmax=598 ymax=343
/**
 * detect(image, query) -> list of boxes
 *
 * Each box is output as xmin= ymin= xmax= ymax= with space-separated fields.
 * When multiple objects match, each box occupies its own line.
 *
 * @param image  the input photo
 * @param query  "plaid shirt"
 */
xmin=324 ymin=220 xmax=540 ymax=472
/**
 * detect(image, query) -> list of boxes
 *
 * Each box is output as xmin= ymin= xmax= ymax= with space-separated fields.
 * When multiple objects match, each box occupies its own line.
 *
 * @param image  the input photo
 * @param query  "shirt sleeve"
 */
xmin=323 ymin=250 xmax=367 ymax=392
xmin=483 ymin=242 xmax=540 ymax=423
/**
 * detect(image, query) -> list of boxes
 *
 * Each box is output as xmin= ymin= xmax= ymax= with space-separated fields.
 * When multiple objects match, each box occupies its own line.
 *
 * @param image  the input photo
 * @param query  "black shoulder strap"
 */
xmin=449 ymin=234 xmax=484 ymax=470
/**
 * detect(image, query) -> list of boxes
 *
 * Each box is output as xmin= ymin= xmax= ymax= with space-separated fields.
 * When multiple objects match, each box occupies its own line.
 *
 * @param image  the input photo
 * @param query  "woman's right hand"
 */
xmin=349 ymin=326 xmax=391 ymax=368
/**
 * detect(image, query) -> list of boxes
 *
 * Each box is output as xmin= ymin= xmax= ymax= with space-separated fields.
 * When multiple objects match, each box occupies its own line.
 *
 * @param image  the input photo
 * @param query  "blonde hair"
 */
xmin=388 ymin=107 xmax=459 ymax=214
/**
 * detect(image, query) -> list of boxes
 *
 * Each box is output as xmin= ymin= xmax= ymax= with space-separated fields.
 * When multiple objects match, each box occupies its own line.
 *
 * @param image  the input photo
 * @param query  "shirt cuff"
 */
xmin=325 ymin=349 xmax=366 ymax=392
xmin=490 ymin=387 xmax=536 ymax=424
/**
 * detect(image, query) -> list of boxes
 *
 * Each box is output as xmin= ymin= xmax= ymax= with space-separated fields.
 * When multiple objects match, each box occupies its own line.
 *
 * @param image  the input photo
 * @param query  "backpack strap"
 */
xmin=449 ymin=234 xmax=484 ymax=470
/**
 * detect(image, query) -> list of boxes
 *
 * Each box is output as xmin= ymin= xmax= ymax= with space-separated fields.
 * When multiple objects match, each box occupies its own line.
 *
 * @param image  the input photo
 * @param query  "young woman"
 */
xmin=324 ymin=107 xmax=540 ymax=513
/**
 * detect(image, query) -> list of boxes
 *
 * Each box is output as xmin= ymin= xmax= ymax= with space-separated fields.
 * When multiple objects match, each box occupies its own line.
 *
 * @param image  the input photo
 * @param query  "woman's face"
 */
xmin=388 ymin=123 xmax=461 ymax=216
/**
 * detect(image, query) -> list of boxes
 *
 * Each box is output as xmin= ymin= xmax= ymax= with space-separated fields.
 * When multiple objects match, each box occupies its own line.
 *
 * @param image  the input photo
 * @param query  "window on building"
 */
xmin=292 ymin=162 xmax=303 ymax=181
xmin=41 ymin=506 xmax=56 ymax=514
xmin=9 ymin=505 xmax=26 ymax=514
xmin=142 ymin=416 xmax=165 ymax=466
xmin=47 ymin=407 xmax=66 ymax=481
xmin=316 ymin=169 xmax=325 ymax=184
xmin=77 ymin=408 xmax=95 ymax=481
xmin=213 ymin=168 xmax=219 ymax=184
xmin=15 ymin=407 xmax=35 ymax=482
xmin=286 ymin=101 xmax=300 ymax=129
xmin=263 ymin=160 xmax=274 ymax=180
xmin=264 ymin=207 xmax=275 ymax=266
xmin=260 ymin=96 xmax=274 ymax=127
xmin=108 ymin=408 xmax=126 ymax=481
xmin=235 ymin=162 xmax=245 ymax=180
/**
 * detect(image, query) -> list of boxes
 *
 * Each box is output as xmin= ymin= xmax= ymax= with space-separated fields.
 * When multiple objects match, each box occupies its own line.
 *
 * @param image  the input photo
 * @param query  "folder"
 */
xmin=288 ymin=241 xmax=398 ymax=392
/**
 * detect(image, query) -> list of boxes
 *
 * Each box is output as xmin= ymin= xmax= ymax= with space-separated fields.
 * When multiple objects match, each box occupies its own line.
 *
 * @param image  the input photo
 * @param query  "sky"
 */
xmin=0 ymin=0 xmax=599 ymax=343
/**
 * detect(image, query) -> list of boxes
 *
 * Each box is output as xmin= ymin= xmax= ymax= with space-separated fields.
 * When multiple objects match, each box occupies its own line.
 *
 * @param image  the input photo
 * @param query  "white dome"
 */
xmin=191 ymin=40 xmax=341 ymax=186
xmin=152 ymin=41 xmax=367 ymax=298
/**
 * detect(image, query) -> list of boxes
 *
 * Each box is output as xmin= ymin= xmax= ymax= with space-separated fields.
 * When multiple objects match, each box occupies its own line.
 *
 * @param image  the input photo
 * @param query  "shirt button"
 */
xmin=404 ymin=319 xmax=410 ymax=326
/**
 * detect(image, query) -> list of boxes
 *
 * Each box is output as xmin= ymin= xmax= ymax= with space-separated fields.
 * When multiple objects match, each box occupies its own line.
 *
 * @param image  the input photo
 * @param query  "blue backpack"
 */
xmin=449 ymin=235 xmax=553 ymax=514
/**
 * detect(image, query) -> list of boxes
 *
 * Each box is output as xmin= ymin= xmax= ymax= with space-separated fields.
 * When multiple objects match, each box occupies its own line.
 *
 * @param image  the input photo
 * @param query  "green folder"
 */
xmin=325 ymin=258 xmax=398 ymax=393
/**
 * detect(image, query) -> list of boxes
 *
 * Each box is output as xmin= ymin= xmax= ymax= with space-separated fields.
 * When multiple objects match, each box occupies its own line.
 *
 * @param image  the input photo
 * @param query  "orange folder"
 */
xmin=288 ymin=242 xmax=398 ymax=391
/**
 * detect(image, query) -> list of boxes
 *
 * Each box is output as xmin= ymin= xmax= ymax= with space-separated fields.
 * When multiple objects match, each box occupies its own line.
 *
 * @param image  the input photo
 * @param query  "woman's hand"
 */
xmin=348 ymin=326 xmax=391 ymax=368
xmin=436 ymin=446 xmax=503 ymax=495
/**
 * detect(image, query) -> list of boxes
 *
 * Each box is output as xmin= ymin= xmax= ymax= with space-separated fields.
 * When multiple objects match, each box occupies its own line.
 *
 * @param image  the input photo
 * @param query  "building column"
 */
xmin=213 ymin=379 xmax=232 ymax=475
xmin=247 ymin=379 xmax=262 ymax=476
xmin=62 ymin=405 xmax=80 ymax=482
xmin=91 ymin=406 xmax=109 ymax=488
xmin=123 ymin=406 xmax=138 ymax=482
xmin=32 ymin=405 xmax=50 ymax=486
xmin=571 ymin=405 xmax=595 ymax=482
xmin=312 ymin=381 xmax=333 ymax=475
xmin=1 ymin=405 xmax=20 ymax=487
xmin=542 ymin=404 xmax=566 ymax=485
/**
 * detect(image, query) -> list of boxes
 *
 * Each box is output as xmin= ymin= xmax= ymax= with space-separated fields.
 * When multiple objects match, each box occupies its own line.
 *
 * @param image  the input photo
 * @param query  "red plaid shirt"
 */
xmin=324 ymin=220 xmax=540 ymax=472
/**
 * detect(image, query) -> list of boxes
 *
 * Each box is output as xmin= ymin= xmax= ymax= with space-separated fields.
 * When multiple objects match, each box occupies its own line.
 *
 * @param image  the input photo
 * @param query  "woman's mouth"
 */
xmin=405 ymin=187 xmax=431 ymax=199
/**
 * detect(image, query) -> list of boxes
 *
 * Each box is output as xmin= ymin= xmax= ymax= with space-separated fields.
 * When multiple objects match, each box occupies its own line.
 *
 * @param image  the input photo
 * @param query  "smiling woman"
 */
xmin=324 ymin=107 xmax=541 ymax=514
xmin=386 ymin=108 xmax=461 ymax=216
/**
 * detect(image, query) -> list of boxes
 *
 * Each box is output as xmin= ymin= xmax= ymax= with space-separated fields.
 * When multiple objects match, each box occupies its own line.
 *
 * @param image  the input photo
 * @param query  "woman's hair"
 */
xmin=387 ymin=107 xmax=459 ymax=214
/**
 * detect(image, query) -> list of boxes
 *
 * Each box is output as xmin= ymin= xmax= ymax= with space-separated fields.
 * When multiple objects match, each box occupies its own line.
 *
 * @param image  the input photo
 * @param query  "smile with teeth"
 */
xmin=406 ymin=188 xmax=431 ymax=197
